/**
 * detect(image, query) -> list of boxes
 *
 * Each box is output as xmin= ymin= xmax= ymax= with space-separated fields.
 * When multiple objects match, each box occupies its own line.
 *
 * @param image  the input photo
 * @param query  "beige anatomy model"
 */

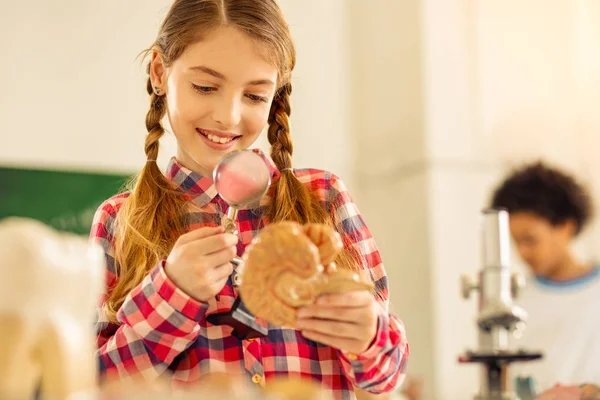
xmin=239 ymin=222 xmax=373 ymax=327
xmin=0 ymin=218 xmax=105 ymax=400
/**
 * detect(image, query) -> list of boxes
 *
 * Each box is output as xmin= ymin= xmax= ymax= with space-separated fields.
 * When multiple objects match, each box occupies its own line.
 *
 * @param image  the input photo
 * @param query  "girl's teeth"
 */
xmin=206 ymin=133 xmax=232 ymax=144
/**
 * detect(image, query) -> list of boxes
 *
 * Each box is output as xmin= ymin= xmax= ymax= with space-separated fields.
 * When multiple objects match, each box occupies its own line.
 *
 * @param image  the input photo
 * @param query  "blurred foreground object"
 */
xmin=97 ymin=374 xmax=333 ymax=400
xmin=0 ymin=217 xmax=105 ymax=400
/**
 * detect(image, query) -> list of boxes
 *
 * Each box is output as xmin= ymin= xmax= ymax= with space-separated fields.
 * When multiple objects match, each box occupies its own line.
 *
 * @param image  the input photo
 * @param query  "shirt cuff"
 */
xmin=118 ymin=260 xmax=209 ymax=331
xmin=151 ymin=260 xmax=209 ymax=322
xmin=342 ymin=309 xmax=391 ymax=362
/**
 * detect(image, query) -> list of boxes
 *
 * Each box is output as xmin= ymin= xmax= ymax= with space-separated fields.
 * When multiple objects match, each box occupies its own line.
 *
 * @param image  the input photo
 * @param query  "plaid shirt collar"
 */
xmin=165 ymin=149 xmax=281 ymax=208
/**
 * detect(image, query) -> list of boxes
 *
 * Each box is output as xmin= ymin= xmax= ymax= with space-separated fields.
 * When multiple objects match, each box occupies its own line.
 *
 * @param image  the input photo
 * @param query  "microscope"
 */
xmin=460 ymin=209 xmax=542 ymax=400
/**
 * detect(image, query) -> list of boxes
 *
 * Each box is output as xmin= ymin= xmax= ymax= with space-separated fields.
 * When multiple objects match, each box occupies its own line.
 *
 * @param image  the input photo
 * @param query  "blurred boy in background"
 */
xmin=491 ymin=162 xmax=600 ymax=395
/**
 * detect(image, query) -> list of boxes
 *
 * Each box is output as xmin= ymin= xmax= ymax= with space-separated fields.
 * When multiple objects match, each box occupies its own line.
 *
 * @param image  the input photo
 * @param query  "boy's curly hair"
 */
xmin=491 ymin=161 xmax=593 ymax=235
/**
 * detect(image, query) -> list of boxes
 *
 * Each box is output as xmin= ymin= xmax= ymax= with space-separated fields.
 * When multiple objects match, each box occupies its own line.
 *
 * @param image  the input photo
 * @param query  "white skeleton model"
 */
xmin=0 ymin=217 xmax=104 ymax=400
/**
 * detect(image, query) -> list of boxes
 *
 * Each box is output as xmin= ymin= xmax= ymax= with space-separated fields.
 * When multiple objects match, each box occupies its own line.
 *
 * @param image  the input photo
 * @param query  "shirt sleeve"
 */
xmin=90 ymin=196 xmax=208 ymax=382
xmin=327 ymin=174 xmax=410 ymax=394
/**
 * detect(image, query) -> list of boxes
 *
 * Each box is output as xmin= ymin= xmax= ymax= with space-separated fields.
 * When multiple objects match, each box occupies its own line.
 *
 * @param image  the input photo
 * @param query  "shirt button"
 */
xmin=252 ymin=374 xmax=263 ymax=384
xmin=247 ymin=338 xmax=256 ymax=343
xmin=345 ymin=352 xmax=358 ymax=361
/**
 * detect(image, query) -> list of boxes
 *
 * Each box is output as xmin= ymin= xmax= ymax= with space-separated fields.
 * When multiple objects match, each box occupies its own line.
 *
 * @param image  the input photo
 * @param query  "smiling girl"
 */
xmin=90 ymin=1 xmax=409 ymax=399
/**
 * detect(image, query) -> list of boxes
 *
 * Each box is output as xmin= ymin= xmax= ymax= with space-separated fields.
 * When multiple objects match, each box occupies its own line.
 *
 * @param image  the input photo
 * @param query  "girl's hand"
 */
xmin=295 ymin=291 xmax=379 ymax=355
xmin=165 ymin=226 xmax=238 ymax=303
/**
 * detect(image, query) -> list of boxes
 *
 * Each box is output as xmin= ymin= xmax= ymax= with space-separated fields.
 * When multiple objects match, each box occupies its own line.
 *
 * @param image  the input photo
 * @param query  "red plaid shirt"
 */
xmin=91 ymin=153 xmax=409 ymax=400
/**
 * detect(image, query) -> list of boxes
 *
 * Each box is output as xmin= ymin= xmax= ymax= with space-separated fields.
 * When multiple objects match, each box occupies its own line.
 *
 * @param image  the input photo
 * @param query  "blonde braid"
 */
xmin=105 ymin=75 xmax=187 ymax=323
xmin=268 ymin=83 xmax=293 ymax=171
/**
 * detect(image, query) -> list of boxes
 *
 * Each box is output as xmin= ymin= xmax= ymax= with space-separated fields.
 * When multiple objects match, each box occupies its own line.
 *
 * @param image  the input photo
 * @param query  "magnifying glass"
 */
xmin=205 ymin=150 xmax=271 ymax=339
xmin=213 ymin=150 xmax=271 ymax=234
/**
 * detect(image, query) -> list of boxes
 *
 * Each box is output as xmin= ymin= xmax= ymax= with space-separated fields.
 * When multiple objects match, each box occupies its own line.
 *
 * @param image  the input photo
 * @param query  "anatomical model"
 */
xmin=239 ymin=222 xmax=373 ymax=327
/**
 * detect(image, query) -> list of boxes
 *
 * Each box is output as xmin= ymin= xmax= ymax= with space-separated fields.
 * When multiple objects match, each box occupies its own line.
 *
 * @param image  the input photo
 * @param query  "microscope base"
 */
xmin=459 ymin=350 xmax=542 ymax=400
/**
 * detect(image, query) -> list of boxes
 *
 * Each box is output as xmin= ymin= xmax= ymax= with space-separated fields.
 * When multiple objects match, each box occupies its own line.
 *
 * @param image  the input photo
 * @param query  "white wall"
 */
xmin=1 ymin=1 xmax=161 ymax=173
xmin=276 ymin=0 xmax=353 ymax=188
xmin=345 ymin=1 xmax=437 ymax=399
xmin=0 ymin=0 xmax=353 ymax=186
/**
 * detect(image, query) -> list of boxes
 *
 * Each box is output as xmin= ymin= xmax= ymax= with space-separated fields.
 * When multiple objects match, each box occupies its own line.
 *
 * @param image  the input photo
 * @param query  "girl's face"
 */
xmin=151 ymin=26 xmax=278 ymax=177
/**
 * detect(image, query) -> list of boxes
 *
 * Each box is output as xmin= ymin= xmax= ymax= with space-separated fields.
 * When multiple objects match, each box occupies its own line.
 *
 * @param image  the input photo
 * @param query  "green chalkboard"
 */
xmin=0 ymin=166 xmax=132 ymax=235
